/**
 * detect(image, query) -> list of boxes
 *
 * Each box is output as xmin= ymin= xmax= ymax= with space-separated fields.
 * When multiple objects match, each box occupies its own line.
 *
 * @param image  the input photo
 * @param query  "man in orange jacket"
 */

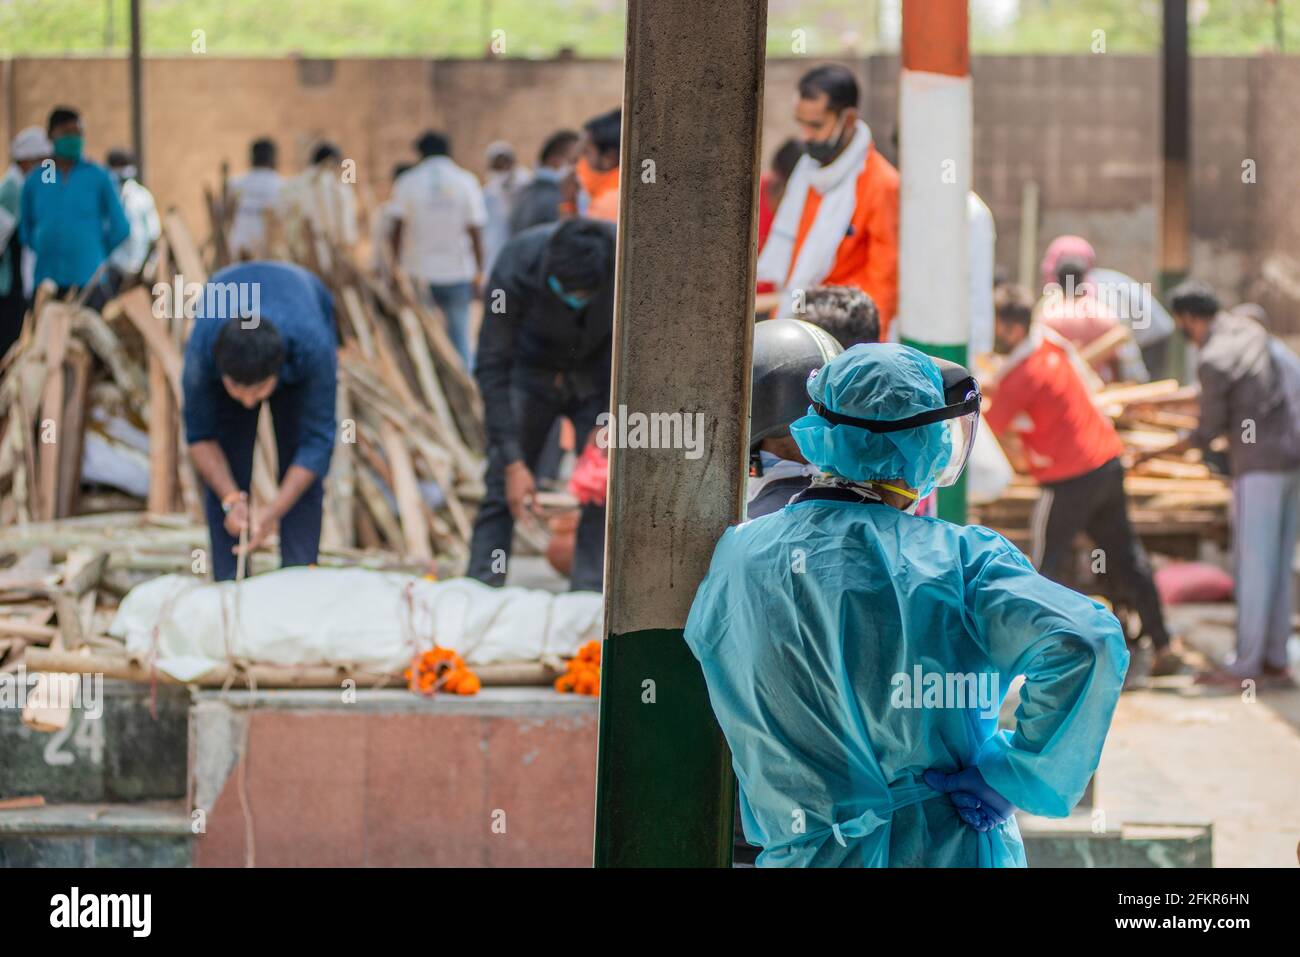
xmin=575 ymin=108 xmax=620 ymax=223
xmin=757 ymin=64 xmax=899 ymax=338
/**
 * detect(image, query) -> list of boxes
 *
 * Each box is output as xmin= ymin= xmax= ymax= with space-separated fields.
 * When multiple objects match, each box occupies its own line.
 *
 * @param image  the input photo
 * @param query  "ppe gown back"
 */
xmin=683 ymin=499 xmax=1128 ymax=867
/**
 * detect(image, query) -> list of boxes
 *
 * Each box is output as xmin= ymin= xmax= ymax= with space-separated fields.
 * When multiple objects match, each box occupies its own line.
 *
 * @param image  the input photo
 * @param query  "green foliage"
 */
xmin=1 ymin=0 xmax=1297 ymax=58
xmin=0 ymin=0 xmax=627 ymax=57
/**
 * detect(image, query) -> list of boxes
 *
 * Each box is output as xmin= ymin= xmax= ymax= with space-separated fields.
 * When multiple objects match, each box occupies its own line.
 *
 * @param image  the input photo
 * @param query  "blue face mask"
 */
xmin=547 ymin=274 xmax=590 ymax=310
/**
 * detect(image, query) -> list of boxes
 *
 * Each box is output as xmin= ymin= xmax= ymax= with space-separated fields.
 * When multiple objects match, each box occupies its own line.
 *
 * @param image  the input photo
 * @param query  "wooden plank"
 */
xmin=396 ymin=305 xmax=477 ymax=473
xmin=61 ymin=547 xmax=108 ymax=596
xmin=147 ymin=350 xmax=178 ymax=514
xmin=339 ymin=287 xmax=377 ymax=360
xmin=322 ymin=385 xmax=356 ymax=549
xmin=412 ymin=439 xmax=472 ymax=543
xmin=163 ymin=208 xmax=208 ymax=284
xmin=113 ymin=286 xmax=183 ymax=402
xmin=55 ymin=344 xmax=92 ymax=518
xmin=0 ymin=795 xmax=46 ymax=811
xmin=354 ymin=496 xmax=382 ymax=549
xmin=51 ymin=591 xmax=85 ymax=649
xmin=0 ymin=619 xmax=57 ymax=640
xmin=1096 ymin=378 xmax=1181 ymax=403
xmin=35 ymin=304 xmax=71 ymax=522
xmin=380 ymin=424 xmax=432 ymax=559
xmin=176 ymin=436 xmax=203 ymax=520
xmin=25 ymin=648 xmax=555 ymax=688
xmin=11 ymin=403 xmax=34 ymax=523
xmin=355 ymin=466 xmax=404 ymax=549
xmin=1079 ymin=323 xmax=1132 ymax=367
xmin=71 ymin=307 xmax=148 ymax=415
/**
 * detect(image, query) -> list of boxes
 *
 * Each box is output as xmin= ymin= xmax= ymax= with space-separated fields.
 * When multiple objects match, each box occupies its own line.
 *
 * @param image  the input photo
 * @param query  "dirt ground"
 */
xmin=1098 ymin=603 xmax=1300 ymax=868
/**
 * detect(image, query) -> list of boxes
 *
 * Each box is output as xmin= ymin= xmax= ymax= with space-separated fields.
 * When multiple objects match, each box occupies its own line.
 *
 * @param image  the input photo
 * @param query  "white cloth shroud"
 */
xmin=110 ymin=568 xmax=604 ymax=682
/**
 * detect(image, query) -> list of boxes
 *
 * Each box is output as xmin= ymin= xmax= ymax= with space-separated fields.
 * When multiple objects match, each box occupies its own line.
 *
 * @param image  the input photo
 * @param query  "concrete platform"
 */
xmin=190 ymin=688 xmax=598 ymax=867
xmin=0 ymin=679 xmax=189 ymax=803
xmin=0 ymin=801 xmax=192 ymax=867
xmin=1019 ymin=813 xmax=1212 ymax=868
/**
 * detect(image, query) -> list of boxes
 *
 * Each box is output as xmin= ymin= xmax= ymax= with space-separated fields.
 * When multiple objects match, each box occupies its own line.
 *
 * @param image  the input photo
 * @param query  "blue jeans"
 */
xmin=201 ymin=382 xmax=324 ymax=582
xmin=1231 ymin=469 xmax=1300 ymax=674
xmin=427 ymin=281 xmax=473 ymax=368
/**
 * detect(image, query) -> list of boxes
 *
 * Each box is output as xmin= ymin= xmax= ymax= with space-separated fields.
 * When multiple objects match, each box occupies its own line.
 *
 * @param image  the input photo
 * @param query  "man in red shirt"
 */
xmin=986 ymin=285 xmax=1180 ymax=677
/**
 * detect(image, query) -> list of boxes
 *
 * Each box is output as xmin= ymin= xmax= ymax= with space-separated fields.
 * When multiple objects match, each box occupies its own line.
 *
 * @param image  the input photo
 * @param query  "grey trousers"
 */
xmin=1231 ymin=469 xmax=1300 ymax=675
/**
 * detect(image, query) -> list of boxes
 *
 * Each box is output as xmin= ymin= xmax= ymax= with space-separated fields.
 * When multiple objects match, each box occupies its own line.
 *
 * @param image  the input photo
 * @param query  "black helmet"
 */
xmin=750 ymin=319 xmax=843 ymax=450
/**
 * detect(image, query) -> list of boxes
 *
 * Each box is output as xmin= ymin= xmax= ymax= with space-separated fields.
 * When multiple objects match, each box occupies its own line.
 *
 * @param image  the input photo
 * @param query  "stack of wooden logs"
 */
xmin=0 ymin=209 xmax=486 ymax=566
xmin=972 ymin=378 xmax=1231 ymax=554
xmin=0 ymin=511 xmax=424 ymax=679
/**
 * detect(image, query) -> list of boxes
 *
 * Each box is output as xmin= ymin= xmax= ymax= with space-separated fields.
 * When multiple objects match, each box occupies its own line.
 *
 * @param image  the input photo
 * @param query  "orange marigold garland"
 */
xmin=554 ymin=640 xmax=601 ymax=696
xmin=405 ymin=646 xmax=480 ymax=696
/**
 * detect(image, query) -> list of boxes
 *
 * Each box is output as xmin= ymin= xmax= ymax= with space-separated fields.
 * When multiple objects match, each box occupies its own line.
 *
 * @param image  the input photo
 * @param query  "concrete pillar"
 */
xmin=1160 ymin=0 xmax=1190 ymax=291
xmin=129 ymin=0 xmax=145 ymax=183
xmin=1160 ymin=0 xmax=1191 ymax=381
xmin=593 ymin=0 xmax=768 ymax=867
xmin=899 ymin=0 xmax=971 ymax=522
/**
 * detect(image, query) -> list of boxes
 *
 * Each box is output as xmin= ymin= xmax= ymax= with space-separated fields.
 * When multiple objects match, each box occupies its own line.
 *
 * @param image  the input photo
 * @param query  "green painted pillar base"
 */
xmin=900 ymin=338 xmax=969 ymax=525
xmin=594 ymin=629 xmax=735 ymax=867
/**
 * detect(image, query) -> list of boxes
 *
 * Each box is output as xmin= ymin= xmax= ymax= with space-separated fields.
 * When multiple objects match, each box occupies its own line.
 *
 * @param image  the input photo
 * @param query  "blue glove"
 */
xmin=924 ymin=767 xmax=1016 ymax=833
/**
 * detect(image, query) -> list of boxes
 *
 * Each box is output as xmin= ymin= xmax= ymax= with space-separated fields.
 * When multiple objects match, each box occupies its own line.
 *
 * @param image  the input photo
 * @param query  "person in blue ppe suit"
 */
xmin=684 ymin=343 xmax=1129 ymax=867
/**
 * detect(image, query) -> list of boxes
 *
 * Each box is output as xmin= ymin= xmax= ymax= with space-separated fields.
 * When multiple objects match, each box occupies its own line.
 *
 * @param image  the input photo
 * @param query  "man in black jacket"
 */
xmin=468 ymin=218 xmax=615 ymax=592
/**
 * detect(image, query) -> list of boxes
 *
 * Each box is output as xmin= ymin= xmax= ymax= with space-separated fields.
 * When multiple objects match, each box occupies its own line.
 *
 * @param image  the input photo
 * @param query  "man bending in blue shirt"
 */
xmin=182 ymin=261 xmax=337 ymax=581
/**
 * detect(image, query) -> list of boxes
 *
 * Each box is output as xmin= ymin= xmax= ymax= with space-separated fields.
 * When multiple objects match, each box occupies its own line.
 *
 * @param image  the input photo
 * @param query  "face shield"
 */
xmin=810 ymin=357 xmax=980 ymax=490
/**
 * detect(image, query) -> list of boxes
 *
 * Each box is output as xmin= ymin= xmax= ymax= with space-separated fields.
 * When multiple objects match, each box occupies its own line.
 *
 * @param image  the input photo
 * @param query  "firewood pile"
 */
xmin=972 ymin=377 xmax=1231 ymax=552
xmin=0 ymin=193 xmax=494 ymax=681
xmin=0 ymin=510 xmax=561 ymax=689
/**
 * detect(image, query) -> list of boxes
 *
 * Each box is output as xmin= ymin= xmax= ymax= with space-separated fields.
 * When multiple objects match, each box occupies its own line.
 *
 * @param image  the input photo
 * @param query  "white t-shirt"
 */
xmin=109 ymin=178 xmax=162 ymax=275
xmin=968 ymin=191 xmax=996 ymax=357
xmin=392 ymin=156 xmax=488 ymax=285
xmin=228 ymin=168 xmax=284 ymax=259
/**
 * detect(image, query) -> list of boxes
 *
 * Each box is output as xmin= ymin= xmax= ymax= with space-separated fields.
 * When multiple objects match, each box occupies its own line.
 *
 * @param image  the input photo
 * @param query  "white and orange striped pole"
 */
xmin=899 ymin=0 xmax=972 ymax=523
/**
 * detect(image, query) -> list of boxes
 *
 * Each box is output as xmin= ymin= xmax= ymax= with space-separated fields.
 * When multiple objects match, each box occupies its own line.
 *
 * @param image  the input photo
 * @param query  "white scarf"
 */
xmin=757 ymin=119 xmax=873 ymax=317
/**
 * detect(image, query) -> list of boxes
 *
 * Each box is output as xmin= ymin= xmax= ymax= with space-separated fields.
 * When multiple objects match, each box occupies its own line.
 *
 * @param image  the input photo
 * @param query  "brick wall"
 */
xmin=1 ymin=53 xmax=1295 ymax=331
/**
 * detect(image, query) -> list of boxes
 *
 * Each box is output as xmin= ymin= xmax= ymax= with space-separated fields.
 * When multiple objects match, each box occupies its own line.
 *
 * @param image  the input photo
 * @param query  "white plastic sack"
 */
xmin=110 ymin=568 xmax=604 ymax=682
xmin=966 ymin=420 xmax=1014 ymax=506
xmin=81 ymin=409 xmax=150 ymax=497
